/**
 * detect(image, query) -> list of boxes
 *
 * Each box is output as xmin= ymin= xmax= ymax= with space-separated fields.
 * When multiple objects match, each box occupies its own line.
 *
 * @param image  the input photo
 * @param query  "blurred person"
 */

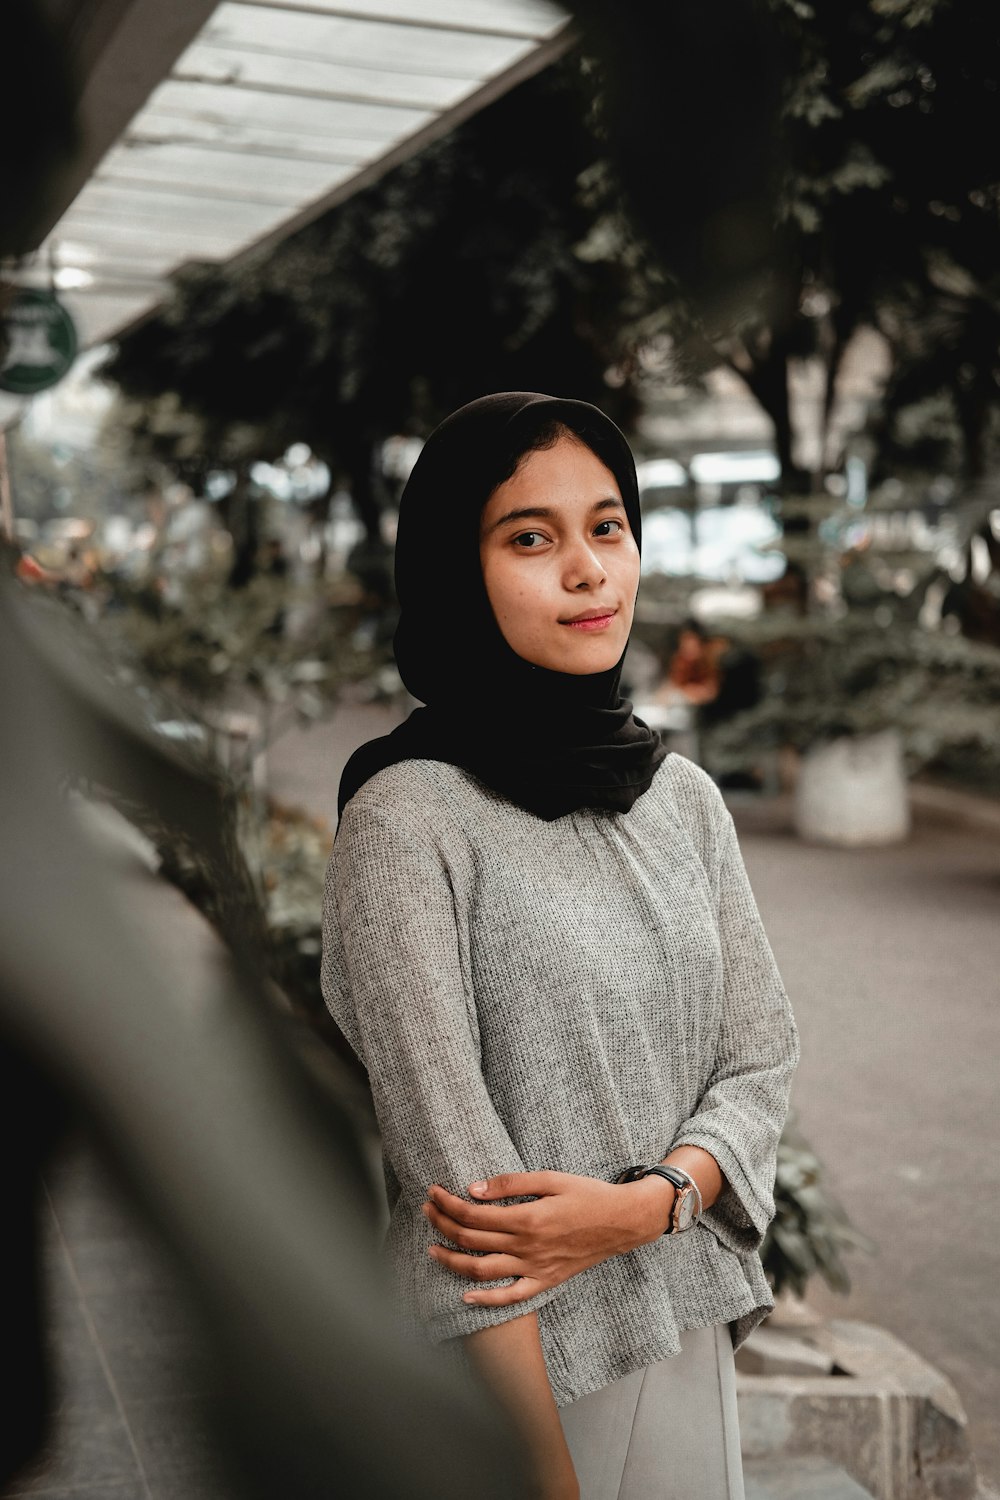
xmin=761 ymin=558 xmax=808 ymax=615
xmin=14 ymin=550 xmax=58 ymax=587
xmin=322 ymin=394 xmax=799 ymax=1500
xmin=56 ymin=540 xmax=96 ymax=594
xmin=659 ymin=620 xmax=763 ymax=730
xmin=660 ymin=618 xmax=725 ymax=707
xmin=941 ymin=521 xmax=1000 ymax=647
xmin=263 ymin=535 xmax=290 ymax=580
xmin=838 ymin=539 xmax=883 ymax=611
xmin=2 ymin=534 xmax=58 ymax=587
xmin=262 ymin=536 xmax=290 ymax=637
xmin=654 ymin=621 xmax=764 ymax=788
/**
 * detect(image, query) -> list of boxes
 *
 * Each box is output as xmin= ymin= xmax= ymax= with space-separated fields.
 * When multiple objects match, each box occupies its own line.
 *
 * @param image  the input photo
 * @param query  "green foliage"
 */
xmin=96 ymin=5 xmax=1000 ymax=538
xmin=703 ymin=611 xmax=1000 ymax=771
xmin=576 ymin=0 xmax=1000 ymax=493
xmin=125 ymin=783 xmax=269 ymax=959
xmin=258 ymin=798 xmax=334 ymax=1022
xmin=36 ymin=573 xmax=371 ymax=1037
xmin=769 ymin=0 xmax=1000 ymax=486
xmin=101 ymin=56 xmax=644 ymax=532
xmin=764 ymin=1112 xmax=876 ymax=1299
xmin=6 ymin=428 xmax=134 ymax=524
xmin=869 ymin=261 xmax=1000 ymax=486
xmin=88 ymin=566 xmax=391 ymax=725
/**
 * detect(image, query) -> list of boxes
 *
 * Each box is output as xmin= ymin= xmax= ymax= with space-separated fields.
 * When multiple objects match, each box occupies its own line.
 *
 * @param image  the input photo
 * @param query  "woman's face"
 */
xmin=478 ymin=433 xmax=641 ymax=675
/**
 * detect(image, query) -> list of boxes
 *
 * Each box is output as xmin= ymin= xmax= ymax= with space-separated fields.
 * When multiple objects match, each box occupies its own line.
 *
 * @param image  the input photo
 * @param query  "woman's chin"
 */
xmin=538 ymin=638 xmax=626 ymax=675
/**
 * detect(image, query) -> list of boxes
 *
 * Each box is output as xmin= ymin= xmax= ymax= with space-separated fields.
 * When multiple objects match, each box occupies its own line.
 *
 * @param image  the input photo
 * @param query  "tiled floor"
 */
xmin=4 ymin=1137 xmax=240 ymax=1500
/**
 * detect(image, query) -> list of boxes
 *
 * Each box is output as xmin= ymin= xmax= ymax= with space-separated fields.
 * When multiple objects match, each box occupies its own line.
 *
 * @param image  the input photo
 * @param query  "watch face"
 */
xmin=674 ymin=1189 xmax=696 ymax=1232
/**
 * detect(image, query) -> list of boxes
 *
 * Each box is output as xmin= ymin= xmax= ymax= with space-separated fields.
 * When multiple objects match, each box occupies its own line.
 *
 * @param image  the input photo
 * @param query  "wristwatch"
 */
xmin=614 ymin=1164 xmax=703 ymax=1235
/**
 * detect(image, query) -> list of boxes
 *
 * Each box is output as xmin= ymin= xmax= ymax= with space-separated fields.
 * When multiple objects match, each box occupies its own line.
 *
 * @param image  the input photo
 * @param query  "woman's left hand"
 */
xmin=422 ymin=1170 xmax=669 ymax=1307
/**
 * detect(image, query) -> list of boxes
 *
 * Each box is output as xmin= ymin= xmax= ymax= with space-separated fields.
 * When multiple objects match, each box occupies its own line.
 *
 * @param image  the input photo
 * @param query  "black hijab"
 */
xmin=337 ymin=391 xmax=666 ymax=823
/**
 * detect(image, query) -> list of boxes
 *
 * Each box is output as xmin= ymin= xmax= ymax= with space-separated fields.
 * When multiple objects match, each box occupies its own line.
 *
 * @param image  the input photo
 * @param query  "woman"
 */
xmin=321 ymin=392 xmax=799 ymax=1500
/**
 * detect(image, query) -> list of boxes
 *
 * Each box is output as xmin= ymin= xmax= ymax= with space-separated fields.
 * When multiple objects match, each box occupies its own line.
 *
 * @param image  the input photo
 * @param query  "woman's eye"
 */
xmin=512 ymin=531 xmax=548 ymax=549
xmin=594 ymin=519 xmax=624 ymax=537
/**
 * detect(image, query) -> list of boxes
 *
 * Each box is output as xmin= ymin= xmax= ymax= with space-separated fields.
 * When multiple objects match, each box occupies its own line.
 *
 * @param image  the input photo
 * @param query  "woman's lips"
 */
xmin=560 ymin=609 xmax=617 ymax=632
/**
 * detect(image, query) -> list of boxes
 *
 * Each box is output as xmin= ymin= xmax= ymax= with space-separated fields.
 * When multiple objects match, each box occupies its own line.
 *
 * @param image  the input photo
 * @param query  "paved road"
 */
xmin=728 ymin=794 xmax=1000 ymax=1490
xmin=270 ymin=707 xmax=1000 ymax=1490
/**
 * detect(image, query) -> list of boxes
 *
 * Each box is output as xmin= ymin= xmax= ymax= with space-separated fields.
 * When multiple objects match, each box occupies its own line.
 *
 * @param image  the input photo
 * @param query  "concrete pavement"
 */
xmin=727 ymin=792 xmax=1000 ymax=1492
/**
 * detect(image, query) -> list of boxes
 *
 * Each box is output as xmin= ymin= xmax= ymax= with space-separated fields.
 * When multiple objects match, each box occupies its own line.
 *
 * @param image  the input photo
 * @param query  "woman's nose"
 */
xmin=563 ymin=539 xmax=607 ymax=590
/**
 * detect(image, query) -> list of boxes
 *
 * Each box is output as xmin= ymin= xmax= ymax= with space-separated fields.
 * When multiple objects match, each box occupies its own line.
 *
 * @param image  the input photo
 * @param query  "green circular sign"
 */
xmin=0 ymin=287 xmax=78 ymax=395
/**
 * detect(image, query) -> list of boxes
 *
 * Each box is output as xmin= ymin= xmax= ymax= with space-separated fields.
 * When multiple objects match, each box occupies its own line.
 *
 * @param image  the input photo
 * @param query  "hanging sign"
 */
xmin=0 ymin=287 xmax=78 ymax=395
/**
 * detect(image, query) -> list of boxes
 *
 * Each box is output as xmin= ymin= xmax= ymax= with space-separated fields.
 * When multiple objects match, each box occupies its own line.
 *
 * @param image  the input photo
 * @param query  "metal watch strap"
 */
xmin=642 ymin=1166 xmax=690 ymax=1235
xmin=655 ymin=1165 xmax=704 ymax=1220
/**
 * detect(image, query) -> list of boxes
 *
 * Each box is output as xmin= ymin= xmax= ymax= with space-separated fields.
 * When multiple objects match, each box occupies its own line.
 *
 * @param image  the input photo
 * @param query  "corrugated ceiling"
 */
xmin=39 ymin=0 xmax=571 ymax=346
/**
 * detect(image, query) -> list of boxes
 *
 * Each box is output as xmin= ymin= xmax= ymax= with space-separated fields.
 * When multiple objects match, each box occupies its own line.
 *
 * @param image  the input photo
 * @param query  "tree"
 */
xmin=103 ymin=3 xmax=1000 ymax=591
xmin=102 ymin=58 xmax=644 ymax=554
xmin=571 ymin=0 xmax=1000 ymax=507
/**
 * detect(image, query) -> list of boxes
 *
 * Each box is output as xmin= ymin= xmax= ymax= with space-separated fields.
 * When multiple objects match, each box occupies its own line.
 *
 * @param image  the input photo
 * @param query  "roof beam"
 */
xmin=232 ymin=22 xmax=574 ymax=268
xmin=23 ymin=0 xmax=574 ymax=346
xmin=230 ymin=1 xmax=560 ymax=41
xmin=22 ymin=0 xmax=219 ymax=251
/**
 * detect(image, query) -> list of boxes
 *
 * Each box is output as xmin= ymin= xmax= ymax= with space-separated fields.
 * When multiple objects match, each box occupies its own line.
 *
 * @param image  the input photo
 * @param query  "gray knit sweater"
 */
xmin=321 ymin=751 xmax=799 ymax=1407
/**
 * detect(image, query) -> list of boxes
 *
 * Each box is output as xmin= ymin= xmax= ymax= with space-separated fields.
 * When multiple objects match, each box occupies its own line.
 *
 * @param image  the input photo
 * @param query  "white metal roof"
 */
xmin=39 ymin=0 xmax=571 ymax=347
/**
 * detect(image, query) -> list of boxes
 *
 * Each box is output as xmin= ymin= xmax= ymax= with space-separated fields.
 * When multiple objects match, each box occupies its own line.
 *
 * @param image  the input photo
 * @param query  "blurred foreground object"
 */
xmin=0 ymin=562 xmax=527 ymax=1498
xmin=0 ymin=0 xmax=77 ymax=257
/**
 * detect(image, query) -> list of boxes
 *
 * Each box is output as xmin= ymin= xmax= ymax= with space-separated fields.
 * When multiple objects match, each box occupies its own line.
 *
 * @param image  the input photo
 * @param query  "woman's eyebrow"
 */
xmin=487 ymin=496 xmax=624 ymax=533
xmin=488 ymin=505 xmax=554 ymax=533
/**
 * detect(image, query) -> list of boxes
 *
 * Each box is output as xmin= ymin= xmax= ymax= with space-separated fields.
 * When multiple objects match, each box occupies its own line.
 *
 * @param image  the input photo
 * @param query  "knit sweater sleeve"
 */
xmin=322 ymin=785 xmax=565 ymax=1342
xmin=669 ymin=768 xmax=800 ymax=1255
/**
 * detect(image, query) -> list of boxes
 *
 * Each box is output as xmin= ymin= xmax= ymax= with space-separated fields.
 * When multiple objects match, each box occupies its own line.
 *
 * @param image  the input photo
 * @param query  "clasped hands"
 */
xmin=421 ymin=1170 xmax=672 ymax=1307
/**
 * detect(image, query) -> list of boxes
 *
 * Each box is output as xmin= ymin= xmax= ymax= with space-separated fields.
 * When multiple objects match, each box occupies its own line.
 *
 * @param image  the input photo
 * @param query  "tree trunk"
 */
xmin=304 ymin=470 xmax=335 ymax=580
xmin=726 ymin=333 xmax=811 ymax=614
xmin=225 ymin=462 xmax=259 ymax=590
xmin=340 ymin=430 xmax=385 ymax=549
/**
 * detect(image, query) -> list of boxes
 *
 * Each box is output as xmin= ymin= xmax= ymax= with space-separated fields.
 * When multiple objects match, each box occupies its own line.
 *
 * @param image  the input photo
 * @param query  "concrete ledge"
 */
xmin=909 ymin=780 xmax=1000 ymax=837
xmin=745 ymin=1455 xmax=878 ymax=1499
xmin=726 ymin=779 xmax=1000 ymax=843
xmin=737 ymin=1320 xmax=978 ymax=1500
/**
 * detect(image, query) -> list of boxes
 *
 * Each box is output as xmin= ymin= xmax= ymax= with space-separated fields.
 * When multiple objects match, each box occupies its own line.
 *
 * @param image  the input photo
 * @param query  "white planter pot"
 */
xmin=794 ymin=729 xmax=910 ymax=846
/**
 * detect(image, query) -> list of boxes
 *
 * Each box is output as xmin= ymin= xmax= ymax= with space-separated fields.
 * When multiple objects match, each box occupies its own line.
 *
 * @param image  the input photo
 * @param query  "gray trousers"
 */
xmin=557 ymin=1323 xmax=746 ymax=1500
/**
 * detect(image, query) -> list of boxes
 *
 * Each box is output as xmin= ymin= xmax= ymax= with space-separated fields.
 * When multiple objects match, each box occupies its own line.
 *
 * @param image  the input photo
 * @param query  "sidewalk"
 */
xmin=6 ymin=856 xmax=243 ymax=1500
xmin=717 ymin=788 xmax=1000 ymax=1492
